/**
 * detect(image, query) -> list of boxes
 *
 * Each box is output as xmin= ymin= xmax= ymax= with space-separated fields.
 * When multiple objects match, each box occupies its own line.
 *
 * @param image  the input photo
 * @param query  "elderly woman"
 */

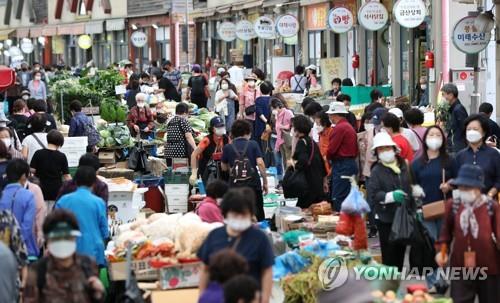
xmin=127 ymin=93 xmax=155 ymax=139
xmin=27 ymin=71 xmax=47 ymax=101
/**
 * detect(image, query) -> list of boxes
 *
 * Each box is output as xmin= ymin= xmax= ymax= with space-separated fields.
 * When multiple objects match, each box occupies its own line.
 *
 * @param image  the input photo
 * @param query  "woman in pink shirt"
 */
xmin=271 ymin=98 xmax=294 ymax=170
xmin=195 ymin=180 xmax=228 ymax=223
xmin=26 ymin=179 xmax=46 ymax=247
xmin=238 ymin=75 xmax=261 ymax=123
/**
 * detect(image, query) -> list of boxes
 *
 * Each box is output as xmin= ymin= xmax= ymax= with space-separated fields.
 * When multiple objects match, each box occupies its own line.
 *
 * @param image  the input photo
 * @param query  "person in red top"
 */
xmin=436 ymin=164 xmax=500 ymax=302
xmin=326 ymin=102 xmax=359 ymax=211
xmin=381 ymin=112 xmax=414 ymax=162
xmin=314 ymin=110 xmax=334 ymax=176
xmin=127 ymin=93 xmax=154 ymax=139
xmin=195 ymin=180 xmax=228 ymax=223
xmin=190 ymin=116 xmax=230 ymax=186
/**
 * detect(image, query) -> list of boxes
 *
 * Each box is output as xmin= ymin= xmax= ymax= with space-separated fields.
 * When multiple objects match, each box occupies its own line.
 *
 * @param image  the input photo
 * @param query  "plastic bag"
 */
xmin=409 ymin=219 xmax=437 ymax=271
xmin=389 ymin=202 xmax=416 ymax=245
xmin=272 ymin=251 xmax=310 ymax=280
xmin=341 ymin=185 xmax=371 ymax=215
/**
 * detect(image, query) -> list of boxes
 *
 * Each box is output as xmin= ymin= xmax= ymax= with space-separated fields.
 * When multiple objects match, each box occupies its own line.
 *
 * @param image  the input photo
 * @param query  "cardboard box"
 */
xmin=109 ymin=259 xmax=158 ymax=281
xmin=98 ymin=168 xmax=134 ymax=180
xmin=99 ymin=151 xmax=116 ymax=164
xmin=159 ymin=262 xmax=203 ymax=290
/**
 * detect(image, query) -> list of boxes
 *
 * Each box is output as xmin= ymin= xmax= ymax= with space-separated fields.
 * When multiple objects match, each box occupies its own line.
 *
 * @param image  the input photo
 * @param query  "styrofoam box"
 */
xmin=60 ymin=136 xmax=88 ymax=167
xmin=108 ymin=190 xmax=147 ymax=223
xmin=165 ymin=184 xmax=189 ymax=194
xmin=167 ymin=195 xmax=188 ymax=206
xmin=168 ymin=205 xmax=188 ymax=213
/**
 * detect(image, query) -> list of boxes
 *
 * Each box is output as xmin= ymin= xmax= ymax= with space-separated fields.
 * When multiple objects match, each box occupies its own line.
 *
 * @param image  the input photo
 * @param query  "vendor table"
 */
xmin=151 ymin=288 xmax=199 ymax=303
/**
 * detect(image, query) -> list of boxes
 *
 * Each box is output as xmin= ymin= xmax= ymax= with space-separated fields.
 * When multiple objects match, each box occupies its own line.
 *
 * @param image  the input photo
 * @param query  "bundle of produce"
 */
xmin=197 ymin=108 xmax=218 ymax=126
xmin=174 ymin=213 xmax=223 ymax=259
xmin=309 ymin=201 xmax=333 ymax=220
xmin=100 ymin=98 xmax=128 ymax=123
xmin=97 ymin=123 xmax=134 ymax=148
xmin=281 ymin=254 xmax=323 ymax=303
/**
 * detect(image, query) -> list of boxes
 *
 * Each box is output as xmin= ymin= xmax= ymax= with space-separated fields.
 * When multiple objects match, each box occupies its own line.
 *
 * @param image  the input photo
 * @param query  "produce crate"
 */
xmin=109 ymin=259 xmax=159 ymax=281
xmin=159 ymin=262 xmax=203 ymax=290
xmin=164 ymin=169 xmax=190 ymax=185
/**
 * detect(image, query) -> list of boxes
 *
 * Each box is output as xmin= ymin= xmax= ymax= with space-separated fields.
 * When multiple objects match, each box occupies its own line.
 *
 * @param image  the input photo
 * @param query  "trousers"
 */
xmin=331 ymin=158 xmax=358 ymax=211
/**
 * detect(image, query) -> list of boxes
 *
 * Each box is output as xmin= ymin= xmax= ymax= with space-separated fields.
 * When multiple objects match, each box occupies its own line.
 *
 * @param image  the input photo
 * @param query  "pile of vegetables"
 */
xmin=97 ymin=124 xmax=134 ymax=148
xmin=188 ymin=108 xmax=218 ymax=143
xmin=100 ymin=98 xmax=128 ymax=123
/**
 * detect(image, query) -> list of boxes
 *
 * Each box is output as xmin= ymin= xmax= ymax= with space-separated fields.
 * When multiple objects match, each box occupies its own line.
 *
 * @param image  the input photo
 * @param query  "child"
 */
xmin=195 ymin=180 xmax=228 ymax=223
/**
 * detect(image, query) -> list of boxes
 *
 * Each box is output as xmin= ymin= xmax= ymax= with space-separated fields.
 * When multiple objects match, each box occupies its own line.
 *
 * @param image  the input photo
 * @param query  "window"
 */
xmin=155 ymin=27 xmax=170 ymax=62
xmin=308 ymin=31 xmax=324 ymax=74
xmin=78 ymin=0 xmax=87 ymax=16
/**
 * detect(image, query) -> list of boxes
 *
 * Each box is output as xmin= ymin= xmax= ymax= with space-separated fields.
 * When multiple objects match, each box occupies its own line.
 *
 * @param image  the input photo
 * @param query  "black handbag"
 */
xmin=282 ymin=139 xmax=315 ymax=199
xmin=244 ymin=104 xmax=256 ymax=116
xmin=128 ymin=141 xmax=149 ymax=173
xmin=389 ymin=200 xmax=416 ymax=245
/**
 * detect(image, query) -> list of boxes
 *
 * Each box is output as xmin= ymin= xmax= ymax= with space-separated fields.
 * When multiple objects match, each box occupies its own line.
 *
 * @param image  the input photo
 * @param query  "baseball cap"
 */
xmin=210 ymin=116 xmax=225 ymax=128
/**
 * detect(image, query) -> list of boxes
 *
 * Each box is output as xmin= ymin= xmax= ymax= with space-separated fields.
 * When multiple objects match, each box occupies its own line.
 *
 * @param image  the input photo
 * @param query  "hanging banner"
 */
xmin=130 ymin=31 xmax=148 ymax=47
xmin=276 ymin=14 xmax=299 ymax=38
xmin=358 ymin=1 xmax=389 ymax=31
xmin=393 ymin=0 xmax=426 ymax=28
xmin=320 ymin=57 xmax=346 ymax=90
xmin=307 ymin=3 xmax=329 ymax=31
xmin=236 ymin=20 xmax=256 ymax=41
xmin=78 ymin=35 xmax=92 ymax=49
xmin=327 ymin=7 xmax=354 ymax=33
xmin=20 ymin=41 xmax=34 ymax=54
xmin=452 ymin=16 xmax=491 ymax=54
xmin=218 ymin=22 xmax=236 ymax=42
xmin=254 ymin=16 xmax=275 ymax=39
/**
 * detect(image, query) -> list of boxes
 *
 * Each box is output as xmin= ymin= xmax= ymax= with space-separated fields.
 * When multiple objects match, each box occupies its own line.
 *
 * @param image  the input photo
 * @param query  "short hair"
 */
xmin=441 ymin=83 xmax=459 ymax=98
xmin=29 ymin=113 xmax=47 ymax=132
xmin=128 ymin=79 xmax=140 ymax=90
xmin=252 ymin=67 xmax=265 ymax=80
xmin=220 ymin=188 xmax=255 ymax=217
xmin=206 ymin=180 xmax=229 ymax=199
xmin=164 ymin=60 xmax=172 ymax=67
xmin=395 ymin=102 xmax=411 ymax=114
xmin=342 ymin=78 xmax=354 ymax=86
xmin=43 ymin=209 xmax=80 ymax=236
xmin=32 ymin=100 xmax=47 ymax=112
xmin=13 ymin=99 xmax=26 ymax=113
xmin=331 ymin=78 xmax=342 ymax=85
xmin=6 ymin=159 xmax=30 ymax=183
xmin=294 ymin=65 xmax=304 ymax=75
xmin=69 ymin=100 xmax=82 ymax=112
xmin=224 ymin=275 xmax=259 ymax=303
xmin=140 ymin=72 xmax=150 ymax=80
xmin=208 ymin=249 xmax=248 ymax=283
xmin=124 ymin=63 xmax=133 ymax=69
xmin=74 ymin=166 xmax=97 ymax=187
xmin=403 ymin=108 xmax=424 ymax=125
xmin=151 ymin=60 xmax=158 ymax=67
xmin=259 ymin=81 xmax=273 ymax=95
xmin=47 ymin=130 xmax=64 ymax=147
xmin=135 ymin=92 xmax=147 ymax=102
xmin=464 ymin=113 xmax=490 ymax=142
xmin=292 ymin=115 xmax=313 ymax=136
xmin=270 ymin=97 xmax=285 ymax=109
xmin=337 ymin=94 xmax=351 ymax=103
xmin=0 ymin=140 xmax=10 ymax=160
xmin=175 ymin=102 xmax=189 ymax=115
xmin=479 ymin=102 xmax=494 ymax=115
xmin=301 ymin=97 xmax=315 ymax=110
xmin=304 ymin=101 xmax=323 ymax=117
xmin=382 ymin=113 xmax=401 ymax=133
xmin=370 ymin=89 xmax=383 ymax=102
xmin=79 ymin=153 xmax=100 ymax=171
xmin=32 ymin=71 xmax=42 ymax=77
xmin=230 ymin=120 xmax=252 ymax=138
xmin=315 ymin=110 xmax=332 ymax=128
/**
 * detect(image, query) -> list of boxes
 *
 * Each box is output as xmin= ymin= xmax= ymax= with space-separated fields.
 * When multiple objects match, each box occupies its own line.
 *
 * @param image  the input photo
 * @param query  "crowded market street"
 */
xmin=0 ymin=0 xmax=499 ymax=302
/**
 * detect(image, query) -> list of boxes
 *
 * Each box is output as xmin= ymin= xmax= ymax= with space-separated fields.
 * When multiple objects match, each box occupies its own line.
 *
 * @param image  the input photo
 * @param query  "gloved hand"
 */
xmin=411 ymin=185 xmax=425 ymax=198
xmin=392 ymin=190 xmax=407 ymax=203
xmin=189 ymin=169 xmax=198 ymax=186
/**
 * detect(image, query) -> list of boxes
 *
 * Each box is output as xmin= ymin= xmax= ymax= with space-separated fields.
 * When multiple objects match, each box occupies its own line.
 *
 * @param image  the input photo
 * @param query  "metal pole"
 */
xmin=471 ymin=65 xmax=481 ymax=114
xmin=185 ymin=0 xmax=189 ymax=67
xmin=60 ymin=92 xmax=64 ymax=124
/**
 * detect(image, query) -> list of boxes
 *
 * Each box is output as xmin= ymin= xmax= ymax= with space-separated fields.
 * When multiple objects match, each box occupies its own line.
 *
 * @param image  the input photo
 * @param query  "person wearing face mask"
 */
xmin=215 ymin=78 xmax=239 ymax=132
xmin=19 ymin=63 xmax=31 ymax=88
xmin=10 ymin=99 xmax=29 ymax=142
xmin=0 ymin=140 xmax=11 ymax=190
xmin=198 ymin=188 xmax=274 ymax=303
xmin=187 ymin=64 xmax=210 ymax=108
xmin=0 ymin=126 xmax=23 ymax=159
xmin=195 ymin=180 xmax=228 ymax=223
xmin=450 ymin=114 xmax=500 ymax=200
xmin=30 ymin=130 xmax=71 ymax=208
xmin=55 ymin=166 xmax=108 ymax=267
xmin=156 ymin=70 xmax=181 ymax=102
xmin=164 ymin=102 xmax=197 ymax=165
xmin=326 ymin=102 xmax=359 ymax=211
xmin=417 ymin=76 xmax=429 ymax=107
xmin=27 ymin=71 xmax=47 ymax=101
xmin=441 ymin=83 xmax=469 ymax=154
xmin=254 ymin=81 xmax=273 ymax=148
xmin=0 ymin=159 xmax=38 ymax=257
xmin=404 ymin=108 xmax=427 ymax=159
xmin=68 ymin=100 xmax=99 ymax=151
xmin=238 ymin=75 xmax=261 ymax=124
xmin=367 ymin=132 xmax=414 ymax=270
xmin=363 ymin=89 xmax=385 ymax=117
xmin=23 ymin=209 xmax=105 ymax=303
xmin=190 ymin=117 xmax=230 ymax=186
xmin=305 ymin=65 xmax=318 ymax=90
xmin=336 ymin=94 xmax=357 ymax=131
xmin=314 ymin=110 xmax=334 ymax=177
xmin=127 ymin=93 xmax=155 ymax=139
xmin=381 ymin=112 xmax=414 ymax=162
xmin=22 ymin=113 xmax=48 ymax=163
xmin=270 ymin=98 xmax=294 ymax=174
xmin=436 ymin=164 xmax=500 ymax=302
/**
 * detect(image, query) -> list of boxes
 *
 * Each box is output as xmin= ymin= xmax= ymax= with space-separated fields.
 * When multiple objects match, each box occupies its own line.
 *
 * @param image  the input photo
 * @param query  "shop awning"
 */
xmin=106 ymin=19 xmax=125 ymax=31
xmin=0 ymin=29 xmax=14 ymax=40
xmin=216 ymin=5 xmax=232 ymax=14
xmin=85 ymin=20 xmax=104 ymax=34
xmin=41 ymin=25 xmax=57 ymax=36
xmin=15 ymin=28 xmax=30 ymax=38
xmin=263 ymin=0 xmax=287 ymax=7
xmin=190 ymin=8 xmax=216 ymax=19
xmin=29 ymin=27 xmax=43 ymax=38
xmin=57 ymin=23 xmax=85 ymax=35
xmin=300 ymin=0 xmax=328 ymax=6
xmin=232 ymin=0 xmax=263 ymax=11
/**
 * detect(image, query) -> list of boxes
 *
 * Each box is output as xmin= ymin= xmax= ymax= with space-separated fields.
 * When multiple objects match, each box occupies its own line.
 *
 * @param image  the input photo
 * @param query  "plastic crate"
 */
xmin=164 ymin=169 xmax=190 ymax=185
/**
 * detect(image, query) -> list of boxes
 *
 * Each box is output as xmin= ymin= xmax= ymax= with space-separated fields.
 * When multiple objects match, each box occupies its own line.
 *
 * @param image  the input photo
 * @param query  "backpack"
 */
xmin=36 ymin=255 xmax=99 ymax=302
xmin=84 ymin=120 xmax=101 ymax=147
xmin=229 ymin=140 xmax=256 ymax=186
xmin=190 ymin=76 xmax=205 ymax=96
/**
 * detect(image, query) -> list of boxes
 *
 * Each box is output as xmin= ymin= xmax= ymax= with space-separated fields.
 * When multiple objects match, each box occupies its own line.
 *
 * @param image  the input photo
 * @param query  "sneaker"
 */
xmin=368 ymin=228 xmax=378 ymax=238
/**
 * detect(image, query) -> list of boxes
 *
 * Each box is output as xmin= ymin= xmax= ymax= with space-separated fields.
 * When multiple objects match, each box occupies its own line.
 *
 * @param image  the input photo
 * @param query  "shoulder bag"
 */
xmin=282 ymin=139 xmax=315 ymax=199
xmin=422 ymin=169 xmax=446 ymax=220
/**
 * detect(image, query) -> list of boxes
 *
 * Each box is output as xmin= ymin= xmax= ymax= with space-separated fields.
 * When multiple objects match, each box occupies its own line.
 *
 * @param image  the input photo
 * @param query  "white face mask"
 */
xmin=316 ymin=124 xmax=324 ymax=133
xmin=215 ymin=127 xmax=226 ymax=136
xmin=216 ymin=198 xmax=223 ymax=205
xmin=48 ymin=240 xmax=76 ymax=259
xmin=221 ymin=83 xmax=229 ymax=90
xmin=459 ymin=190 xmax=477 ymax=205
xmin=272 ymin=109 xmax=278 ymax=116
xmin=466 ymin=130 xmax=482 ymax=144
xmin=364 ymin=123 xmax=374 ymax=131
xmin=22 ymin=95 xmax=29 ymax=100
xmin=35 ymin=76 xmax=42 ymax=81
xmin=420 ymin=84 xmax=427 ymax=90
xmin=137 ymin=102 xmax=145 ymax=108
xmin=1 ymin=138 xmax=11 ymax=148
xmin=247 ymin=81 xmax=255 ymax=88
xmin=379 ymin=150 xmax=396 ymax=163
xmin=225 ymin=217 xmax=252 ymax=232
xmin=425 ymin=137 xmax=442 ymax=151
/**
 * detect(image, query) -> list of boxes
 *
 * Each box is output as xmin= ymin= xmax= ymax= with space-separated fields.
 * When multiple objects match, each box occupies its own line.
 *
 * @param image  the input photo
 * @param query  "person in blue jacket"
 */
xmin=254 ymin=81 xmax=272 ymax=148
xmin=56 ymin=166 xmax=108 ymax=266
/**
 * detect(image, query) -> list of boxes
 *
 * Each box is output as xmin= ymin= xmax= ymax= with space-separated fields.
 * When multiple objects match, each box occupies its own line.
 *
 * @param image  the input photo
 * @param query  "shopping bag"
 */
xmin=341 ymin=186 xmax=371 ymax=215
xmin=409 ymin=219 xmax=437 ymax=272
xmin=389 ymin=202 xmax=416 ymax=245
xmin=335 ymin=212 xmax=354 ymax=235
xmin=128 ymin=142 xmax=149 ymax=173
xmin=282 ymin=166 xmax=308 ymax=199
